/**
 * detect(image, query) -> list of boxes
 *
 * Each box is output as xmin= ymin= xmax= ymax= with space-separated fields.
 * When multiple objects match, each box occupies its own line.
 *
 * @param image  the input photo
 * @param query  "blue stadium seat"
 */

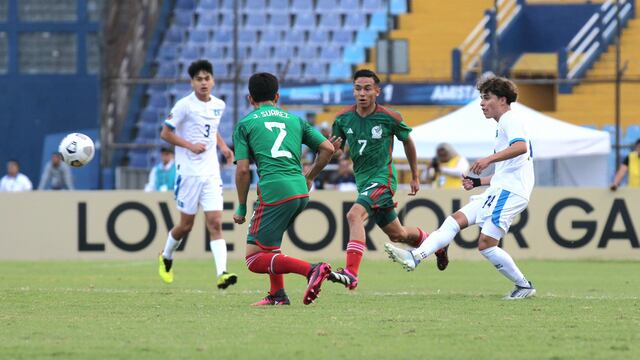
xmin=203 ymin=43 xmax=226 ymax=60
xmin=332 ymin=29 xmax=353 ymax=45
xmin=138 ymin=122 xmax=161 ymax=139
xmin=245 ymin=13 xmax=267 ymax=28
xmin=304 ymin=63 xmax=328 ymax=80
xmin=255 ymin=62 xmax=279 ymax=75
xmin=260 ymin=29 xmax=283 ymax=44
xmin=268 ymin=0 xmax=290 ymax=14
xmin=291 ymin=0 xmax=313 ymax=12
xmin=165 ymin=26 xmax=186 ymax=43
xmin=624 ymin=125 xmax=640 ymax=145
xmin=340 ymin=0 xmax=359 ymax=11
xmin=181 ymin=44 xmax=202 ymax=60
xmin=146 ymin=83 xmax=167 ymax=98
xmin=355 ymin=29 xmax=377 ymax=47
xmin=250 ymin=44 xmax=272 ymax=60
xmin=188 ymin=29 xmax=209 ymax=44
xmin=238 ymin=29 xmax=258 ymax=44
xmin=213 ymin=62 xmax=230 ymax=78
xmin=282 ymin=62 xmax=303 ymax=80
xmin=176 ymin=0 xmax=196 ymax=10
xmin=369 ymin=11 xmax=388 ymax=31
xmin=343 ymin=12 xmax=366 ymax=30
xmin=343 ymin=45 xmax=365 ymax=64
xmin=149 ymin=93 xmax=169 ymax=109
xmin=308 ymin=29 xmax=330 ymax=44
xmin=297 ymin=45 xmax=319 ymax=59
xmin=219 ymin=13 xmax=234 ymax=27
xmin=173 ymin=10 xmax=194 ymax=27
xmin=213 ymin=29 xmax=233 ymax=43
xmin=156 ymin=62 xmax=179 ymax=77
xmin=274 ymin=45 xmax=294 ymax=60
xmin=328 ymin=62 xmax=352 ymax=80
xmin=283 ymin=29 xmax=305 ymax=44
xmin=197 ymin=0 xmax=218 ymax=12
xmin=294 ymin=12 xmax=316 ymax=30
xmin=319 ymin=45 xmax=341 ymax=61
xmin=246 ymin=0 xmax=267 ymax=10
xmin=317 ymin=0 xmax=340 ymax=13
xmin=240 ymin=63 xmax=255 ymax=78
xmin=141 ymin=108 xmax=160 ymax=125
xmin=196 ymin=11 xmax=219 ymax=30
xmin=129 ymin=151 xmax=150 ymax=168
xmin=219 ymin=0 xmax=235 ymax=13
xmin=267 ymin=13 xmax=291 ymax=29
xmin=170 ymin=83 xmax=192 ymax=98
xmin=158 ymin=43 xmax=180 ymax=61
xmin=362 ymin=0 xmax=384 ymax=13
xmin=319 ymin=14 xmax=341 ymax=29
xmin=391 ymin=0 xmax=408 ymax=14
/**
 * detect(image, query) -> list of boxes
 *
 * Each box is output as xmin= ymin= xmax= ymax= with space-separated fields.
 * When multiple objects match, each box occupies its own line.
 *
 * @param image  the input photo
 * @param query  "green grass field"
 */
xmin=1 ymin=259 xmax=639 ymax=359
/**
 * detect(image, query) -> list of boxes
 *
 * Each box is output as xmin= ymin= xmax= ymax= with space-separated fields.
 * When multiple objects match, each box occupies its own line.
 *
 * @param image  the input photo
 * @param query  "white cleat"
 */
xmin=384 ymin=243 xmax=418 ymax=271
xmin=504 ymin=281 xmax=536 ymax=300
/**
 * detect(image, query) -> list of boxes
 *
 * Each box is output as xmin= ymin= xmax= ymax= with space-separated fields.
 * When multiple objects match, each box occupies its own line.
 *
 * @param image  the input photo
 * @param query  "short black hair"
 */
xmin=477 ymin=76 xmax=518 ymax=104
xmin=187 ymin=60 xmax=213 ymax=78
xmin=248 ymin=72 xmax=279 ymax=102
xmin=160 ymin=146 xmax=174 ymax=154
xmin=635 ymin=138 xmax=640 ymax=146
xmin=353 ymin=69 xmax=380 ymax=84
xmin=7 ymin=159 xmax=19 ymax=166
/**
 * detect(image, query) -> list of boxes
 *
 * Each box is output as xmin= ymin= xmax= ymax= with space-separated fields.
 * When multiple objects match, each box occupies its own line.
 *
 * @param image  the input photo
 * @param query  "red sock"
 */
xmin=272 ymin=254 xmax=312 ymax=277
xmin=346 ymin=240 xmax=366 ymax=276
xmin=245 ymin=252 xmax=276 ymax=273
xmin=269 ymin=274 xmax=284 ymax=295
xmin=411 ymin=227 xmax=429 ymax=248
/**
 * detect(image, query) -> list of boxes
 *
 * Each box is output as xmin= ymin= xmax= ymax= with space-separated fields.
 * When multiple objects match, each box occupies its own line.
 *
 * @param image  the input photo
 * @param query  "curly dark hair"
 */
xmin=477 ymin=76 xmax=518 ymax=104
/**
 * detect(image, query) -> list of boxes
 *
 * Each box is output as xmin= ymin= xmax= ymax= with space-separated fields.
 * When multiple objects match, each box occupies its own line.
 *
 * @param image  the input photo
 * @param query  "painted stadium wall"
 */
xmin=1 ymin=189 xmax=638 ymax=261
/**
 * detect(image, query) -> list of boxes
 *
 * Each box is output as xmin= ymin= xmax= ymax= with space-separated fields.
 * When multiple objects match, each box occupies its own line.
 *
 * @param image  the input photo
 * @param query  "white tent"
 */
xmin=393 ymin=99 xmax=611 ymax=187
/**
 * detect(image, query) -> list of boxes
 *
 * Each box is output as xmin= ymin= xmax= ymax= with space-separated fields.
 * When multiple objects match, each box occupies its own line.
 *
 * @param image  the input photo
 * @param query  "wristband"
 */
xmin=465 ymin=176 xmax=482 ymax=188
xmin=235 ymin=203 xmax=247 ymax=217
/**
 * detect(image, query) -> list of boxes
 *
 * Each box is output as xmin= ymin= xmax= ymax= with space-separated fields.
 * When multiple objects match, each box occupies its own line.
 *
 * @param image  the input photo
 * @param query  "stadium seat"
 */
xmin=267 ymin=13 xmax=290 ymax=30
xmin=283 ymin=29 xmax=305 ymax=44
xmin=343 ymin=12 xmax=366 ymax=30
xmin=291 ymin=0 xmax=313 ymax=13
xmin=332 ymin=29 xmax=353 ymax=45
xmin=129 ymin=151 xmax=150 ymax=168
xmin=317 ymin=0 xmax=340 ymax=13
xmin=188 ymin=29 xmax=209 ymax=44
xmin=240 ymin=62 xmax=254 ymax=78
xmin=138 ymin=122 xmax=161 ymax=140
xmin=319 ymin=14 xmax=341 ymax=29
xmin=362 ymin=0 xmax=385 ymax=13
xmin=304 ymin=62 xmax=328 ymax=80
xmin=260 ymin=29 xmax=282 ymax=44
xmin=149 ymin=93 xmax=169 ymax=109
xmin=329 ymin=62 xmax=352 ymax=80
xmin=213 ymin=62 xmax=230 ymax=78
xmin=176 ymin=0 xmax=196 ymax=10
xmin=157 ymin=43 xmax=180 ymax=61
xmin=355 ymin=29 xmax=377 ymax=47
xmin=238 ymin=29 xmax=258 ymax=44
xmin=340 ymin=0 xmax=359 ymax=11
xmin=146 ymin=83 xmax=167 ymax=97
xmin=293 ymin=12 xmax=316 ymax=30
xmin=203 ymin=43 xmax=227 ymax=60
xmin=245 ymin=13 xmax=267 ymax=28
xmin=250 ymin=44 xmax=272 ymax=60
xmin=297 ymin=45 xmax=319 ymax=59
xmin=282 ymin=62 xmax=303 ymax=80
xmin=195 ymin=11 xmax=219 ymax=30
xmin=308 ymin=30 xmax=330 ymax=44
xmin=141 ymin=108 xmax=159 ymax=125
xmin=213 ymin=29 xmax=233 ymax=43
xmin=624 ymin=125 xmax=640 ymax=144
xmin=219 ymin=13 xmax=234 ymax=27
xmin=391 ymin=0 xmax=407 ymax=15
xmin=369 ymin=11 xmax=388 ymax=32
xmin=245 ymin=0 xmax=267 ymax=11
xmin=255 ymin=61 xmax=279 ymax=75
xmin=343 ymin=45 xmax=365 ymax=64
xmin=170 ymin=83 xmax=192 ymax=97
xmin=156 ymin=62 xmax=178 ymax=77
xmin=197 ymin=0 xmax=218 ymax=13
xmin=165 ymin=26 xmax=186 ymax=43
xmin=173 ymin=10 xmax=194 ymax=27
xmin=219 ymin=0 xmax=235 ymax=13
xmin=268 ymin=0 xmax=290 ymax=14
xmin=319 ymin=45 xmax=341 ymax=61
xmin=180 ymin=44 xmax=202 ymax=60
xmin=274 ymin=45 xmax=294 ymax=60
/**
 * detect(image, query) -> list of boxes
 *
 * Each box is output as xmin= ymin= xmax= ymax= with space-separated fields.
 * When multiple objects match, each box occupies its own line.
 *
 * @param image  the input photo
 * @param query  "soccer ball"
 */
xmin=58 ymin=133 xmax=95 ymax=167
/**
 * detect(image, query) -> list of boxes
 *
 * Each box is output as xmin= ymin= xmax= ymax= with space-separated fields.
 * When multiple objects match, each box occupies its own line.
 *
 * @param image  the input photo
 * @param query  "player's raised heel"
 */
xmin=303 ymin=263 xmax=331 ymax=305
xmin=384 ymin=243 xmax=418 ymax=271
xmin=504 ymin=281 xmax=536 ymax=300
xmin=328 ymin=268 xmax=359 ymax=290
xmin=435 ymin=245 xmax=450 ymax=271
xmin=217 ymin=271 xmax=238 ymax=289
xmin=158 ymin=255 xmax=174 ymax=284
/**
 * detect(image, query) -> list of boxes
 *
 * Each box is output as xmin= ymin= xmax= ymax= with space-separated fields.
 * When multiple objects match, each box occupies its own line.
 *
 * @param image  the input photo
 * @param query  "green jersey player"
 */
xmin=327 ymin=69 xmax=448 ymax=290
xmin=233 ymin=72 xmax=339 ymax=306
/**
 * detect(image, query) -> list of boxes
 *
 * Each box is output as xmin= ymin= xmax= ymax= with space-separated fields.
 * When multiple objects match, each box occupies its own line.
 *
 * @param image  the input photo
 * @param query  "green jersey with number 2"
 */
xmin=332 ymin=104 xmax=412 ymax=193
xmin=233 ymin=105 xmax=327 ymax=204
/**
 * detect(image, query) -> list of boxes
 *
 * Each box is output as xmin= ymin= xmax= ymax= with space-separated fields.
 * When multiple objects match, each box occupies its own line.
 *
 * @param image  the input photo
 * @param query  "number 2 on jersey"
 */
xmin=264 ymin=122 xmax=292 ymax=158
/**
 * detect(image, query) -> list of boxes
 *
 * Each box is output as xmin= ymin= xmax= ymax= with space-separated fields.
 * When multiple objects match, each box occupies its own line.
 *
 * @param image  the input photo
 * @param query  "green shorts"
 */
xmin=355 ymin=182 xmax=398 ymax=228
xmin=246 ymin=196 xmax=309 ymax=250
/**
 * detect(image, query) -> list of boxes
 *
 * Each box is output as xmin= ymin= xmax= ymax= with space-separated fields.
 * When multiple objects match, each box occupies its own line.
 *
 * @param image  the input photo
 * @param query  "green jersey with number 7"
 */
xmin=332 ymin=104 xmax=413 ymax=194
xmin=233 ymin=104 xmax=327 ymax=204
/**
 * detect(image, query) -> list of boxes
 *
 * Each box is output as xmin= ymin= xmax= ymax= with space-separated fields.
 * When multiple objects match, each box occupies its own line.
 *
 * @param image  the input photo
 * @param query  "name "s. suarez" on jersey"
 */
xmin=252 ymin=109 xmax=290 ymax=119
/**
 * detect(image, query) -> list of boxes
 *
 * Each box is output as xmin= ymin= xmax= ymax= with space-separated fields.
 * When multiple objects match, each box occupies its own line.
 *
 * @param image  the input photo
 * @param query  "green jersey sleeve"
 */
xmin=301 ymin=119 xmax=327 ymax=152
xmin=233 ymin=123 xmax=250 ymax=161
xmin=332 ymin=119 xmax=346 ymax=145
xmin=394 ymin=119 xmax=412 ymax=142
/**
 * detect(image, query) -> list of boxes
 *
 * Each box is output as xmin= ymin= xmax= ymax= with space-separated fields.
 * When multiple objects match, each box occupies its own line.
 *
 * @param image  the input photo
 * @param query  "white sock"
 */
xmin=210 ymin=239 xmax=228 ymax=277
xmin=411 ymin=216 xmax=460 ymax=261
xmin=480 ymin=246 xmax=528 ymax=287
xmin=162 ymin=232 xmax=181 ymax=260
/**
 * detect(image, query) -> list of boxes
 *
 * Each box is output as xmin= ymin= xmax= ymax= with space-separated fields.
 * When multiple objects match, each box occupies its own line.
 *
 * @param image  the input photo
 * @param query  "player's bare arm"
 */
xmin=469 ymin=141 xmax=527 ymax=175
xmin=461 ymin=174 xmax=493 ymax=190
xmin=233 ymin=159 xmax=251 ymax=224
xmin=160 ymin=125 xmax=206 ymax=154
xmin=216 ymin=132 xmax=234 ymax=164
xmin=304 ymin=138 xmax=338 ymax=190
xmin=402 ymin=136 xmax=420 ymax=195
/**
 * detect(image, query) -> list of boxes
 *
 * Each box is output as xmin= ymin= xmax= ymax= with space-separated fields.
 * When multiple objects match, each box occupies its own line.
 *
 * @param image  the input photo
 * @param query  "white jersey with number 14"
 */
xmin=164 ymin=92 xmax=225 ymax=177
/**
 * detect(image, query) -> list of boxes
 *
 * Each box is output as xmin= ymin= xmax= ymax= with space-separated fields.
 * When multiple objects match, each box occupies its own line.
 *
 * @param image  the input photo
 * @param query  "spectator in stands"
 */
xmin=0 ymin=159 xmax=33 ymax=192
xmin=38 ymin=152 xmax=74 ymax=190
xmin=610 ymin=138 xmax=640 ymax=190
xmin=330 ymin=157 xmax=357 ymax=191
xmin=427 ymin=143 xmax=469 ymax=189
xmin=144 ymin=147 xmax=176 ymax=192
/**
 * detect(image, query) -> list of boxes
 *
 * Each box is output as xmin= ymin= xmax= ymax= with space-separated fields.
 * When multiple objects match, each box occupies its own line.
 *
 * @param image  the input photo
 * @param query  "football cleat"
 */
xmin=434 ymin=245 xmax=450 ymax=271
xmin=158 ymin=255 xmax=174 ymax=284
xmin=384 ymin=243 xmax=418 ymax=271
xmin=252 ymin=289 xmax=291 ymax=306
xmin=504 ymin=281 xmax=536 ymax=300
xmin=327 ymin=268 xmax=359 ymax=290
xmin=217 ymin=271 xmax=238 ymax=289
xmin=303 ymin=263 xmax=331 ymax=305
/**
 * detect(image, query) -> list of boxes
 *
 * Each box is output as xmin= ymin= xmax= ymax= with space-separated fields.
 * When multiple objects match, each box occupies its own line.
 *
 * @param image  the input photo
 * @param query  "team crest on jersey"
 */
xmin=213 ymin=109 xmax=222 ymax=117
xmin=371 ymin=125 xmax=382 ymax=139
xmin=347 ymin=128 xmax=354 ymax=134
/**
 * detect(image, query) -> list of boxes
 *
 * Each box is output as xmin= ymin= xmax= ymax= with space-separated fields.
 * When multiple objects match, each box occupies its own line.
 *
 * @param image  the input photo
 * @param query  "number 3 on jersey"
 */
xmin=264 ymin=122 xmax=292 ymax=158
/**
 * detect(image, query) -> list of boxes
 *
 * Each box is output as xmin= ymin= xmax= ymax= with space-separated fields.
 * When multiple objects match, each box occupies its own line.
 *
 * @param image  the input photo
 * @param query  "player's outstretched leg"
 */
xmin=303 ymin=263 xmax=332 ymax=305
xmin=384 ymin=243 xmax=419 ymax=271
xmin=434 ymin=245 xmax=450 ymax=271
xmin=158 ymin=254 xmax=174 ymax=284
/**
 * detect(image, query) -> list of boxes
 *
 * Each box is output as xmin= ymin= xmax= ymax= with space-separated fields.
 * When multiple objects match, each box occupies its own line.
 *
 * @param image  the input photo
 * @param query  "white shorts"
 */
xmin=174 ymin=175 xmax=223 ymax=215
xmin=459 ymin=186 xmax=528 ymax=240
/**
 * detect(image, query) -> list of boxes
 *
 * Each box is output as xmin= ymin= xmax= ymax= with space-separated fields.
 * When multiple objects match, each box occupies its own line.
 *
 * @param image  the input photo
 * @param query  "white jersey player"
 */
xmin=385 ymin=76 xmax=536 ymax=300
xmin=157 ymin=60 xmax=238 ymax=289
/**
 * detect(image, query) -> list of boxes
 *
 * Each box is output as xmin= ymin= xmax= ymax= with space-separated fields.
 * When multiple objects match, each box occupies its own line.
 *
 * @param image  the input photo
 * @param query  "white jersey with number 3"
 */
xmin=489 ymin=109 xmax=535 ymax=200
xmin=164 ymin=92 xmax=225 ymax=177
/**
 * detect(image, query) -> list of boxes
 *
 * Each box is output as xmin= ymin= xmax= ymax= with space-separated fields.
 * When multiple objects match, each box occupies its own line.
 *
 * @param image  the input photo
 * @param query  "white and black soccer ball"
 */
xmin=58 ymin=133 xmax=95 ymax=167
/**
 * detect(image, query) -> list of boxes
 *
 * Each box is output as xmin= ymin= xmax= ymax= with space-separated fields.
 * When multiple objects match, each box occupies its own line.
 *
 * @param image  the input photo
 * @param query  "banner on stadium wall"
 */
xmin=279 ymin=83 xmax=478 ymax=106
xmin=1 ymin=189 xmax=639 ymax=260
